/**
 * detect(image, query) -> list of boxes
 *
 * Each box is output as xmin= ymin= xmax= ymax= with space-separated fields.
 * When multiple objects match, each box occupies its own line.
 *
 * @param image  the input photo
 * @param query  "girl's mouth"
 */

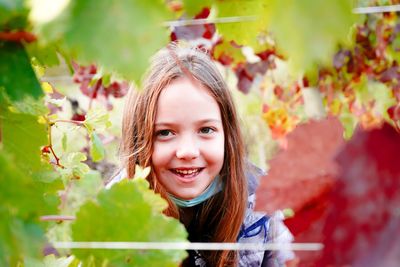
xmin=170 ymin=168 xmax=204 ymax=181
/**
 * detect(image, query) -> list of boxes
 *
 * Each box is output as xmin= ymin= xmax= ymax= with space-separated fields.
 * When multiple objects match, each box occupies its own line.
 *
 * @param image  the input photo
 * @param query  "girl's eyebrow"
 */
xmin=154 ymin=119 xmax=222 ymax=127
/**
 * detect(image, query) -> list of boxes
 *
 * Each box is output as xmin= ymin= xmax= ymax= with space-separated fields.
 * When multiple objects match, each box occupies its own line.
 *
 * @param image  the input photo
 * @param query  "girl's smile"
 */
xmin=151 ymin=77 xmax=225 ymax=200
xmin=170 ymin=167 xmax=205 ymax=182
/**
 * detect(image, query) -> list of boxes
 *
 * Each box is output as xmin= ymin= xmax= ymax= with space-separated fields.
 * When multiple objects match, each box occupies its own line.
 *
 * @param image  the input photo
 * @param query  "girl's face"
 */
xmin=152 ymin=77 xmax=225 ymax=200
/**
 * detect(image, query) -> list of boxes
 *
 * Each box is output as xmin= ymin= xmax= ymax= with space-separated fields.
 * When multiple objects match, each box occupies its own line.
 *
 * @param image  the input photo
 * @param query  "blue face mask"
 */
xmin=168 ymin=176 xmax=223 ymax=208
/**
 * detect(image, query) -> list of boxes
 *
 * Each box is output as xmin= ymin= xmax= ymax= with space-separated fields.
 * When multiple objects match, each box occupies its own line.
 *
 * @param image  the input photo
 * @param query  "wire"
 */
xmin=353 ymin=5 xmax=400 ymax=14
xmin=162 ymin=16 xmax=257 ymax=27
xmin=53 ymin=241 xmax=323 ymax=251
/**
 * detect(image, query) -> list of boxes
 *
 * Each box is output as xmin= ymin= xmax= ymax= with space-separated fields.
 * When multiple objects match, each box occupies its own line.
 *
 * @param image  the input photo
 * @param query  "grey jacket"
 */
xmin=237 ymin=168 xmax=295 ymax=266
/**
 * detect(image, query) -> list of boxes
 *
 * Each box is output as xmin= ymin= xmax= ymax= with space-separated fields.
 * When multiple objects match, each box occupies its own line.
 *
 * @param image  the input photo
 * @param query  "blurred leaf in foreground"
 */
xmin=0 ymin=0 xmax=29 ymax=30
xmin=320 ymin=123 xmax=400 ymax=266
xmin=72 ymin=178 xmax=188 ymax=267
xmin=214 ymin=0 xmax=269 ymax=51
xmin=38 ymin=0 xmax=171 ymax=83
xmin=0 ymin=42 xmax=43 ymax=101
xmin=0 ymin=90 xmax=47 ymax=172
xmin=265 ymin=0 xmax=357 ymax=76
xmin=0 ymin=152 xmax=58 ymax=266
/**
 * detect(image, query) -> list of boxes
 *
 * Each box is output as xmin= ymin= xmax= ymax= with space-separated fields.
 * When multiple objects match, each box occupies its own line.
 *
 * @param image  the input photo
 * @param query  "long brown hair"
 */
xmin=120 ymin=43 xmax=247 ymax=266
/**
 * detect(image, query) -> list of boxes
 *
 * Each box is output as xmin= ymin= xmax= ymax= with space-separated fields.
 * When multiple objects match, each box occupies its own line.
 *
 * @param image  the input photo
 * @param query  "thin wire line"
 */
xmin=53 ymin=241 xmax=323 ymax=251
xmin=162 ymin=16 xmax=257 ymax=27
xmin=162 ymin=5 xmax=400 ymax=28
xmin=353 ymin=5 xmax=400 ymax=14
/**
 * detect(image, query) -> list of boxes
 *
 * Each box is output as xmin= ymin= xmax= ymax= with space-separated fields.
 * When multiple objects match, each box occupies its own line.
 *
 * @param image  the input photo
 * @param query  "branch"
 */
xmin=0 ymin=31 xmax=37 ymax=43
xmin=47 ymin=123 xmax=64 ymax=168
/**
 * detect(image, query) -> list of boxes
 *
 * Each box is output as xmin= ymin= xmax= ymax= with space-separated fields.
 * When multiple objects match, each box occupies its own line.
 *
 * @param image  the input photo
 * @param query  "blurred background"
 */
xmin=1 ymin=0 xmax=400 ymax=266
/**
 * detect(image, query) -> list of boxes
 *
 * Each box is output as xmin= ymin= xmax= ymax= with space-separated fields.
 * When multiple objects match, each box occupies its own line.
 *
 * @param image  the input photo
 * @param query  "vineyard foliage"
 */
xmin=1 ymin=0 xmax=400 ymax=266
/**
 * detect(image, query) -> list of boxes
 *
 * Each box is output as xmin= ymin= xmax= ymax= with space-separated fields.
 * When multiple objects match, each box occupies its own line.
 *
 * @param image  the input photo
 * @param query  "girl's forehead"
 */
xmin=155 ymin=77 xmax=222 ymax=124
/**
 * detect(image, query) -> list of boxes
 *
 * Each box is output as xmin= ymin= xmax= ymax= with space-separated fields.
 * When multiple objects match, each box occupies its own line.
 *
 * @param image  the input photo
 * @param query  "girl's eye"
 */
xmin=156 ymin=129 xmax=173 ymax=137
xmin=199 ymin=127 xmax=214 ymax=134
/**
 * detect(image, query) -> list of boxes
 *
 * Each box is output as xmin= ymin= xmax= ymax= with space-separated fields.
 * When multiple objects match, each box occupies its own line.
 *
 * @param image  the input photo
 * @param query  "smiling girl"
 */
xmin=112 ymin=43 xmax=294 ymax=266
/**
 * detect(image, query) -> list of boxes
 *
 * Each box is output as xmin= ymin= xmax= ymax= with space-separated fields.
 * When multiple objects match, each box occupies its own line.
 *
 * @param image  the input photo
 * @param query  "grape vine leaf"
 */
xmin=71 ymin=178 xmax=188 ymax=267
xmin=83 ymin=108 xmax=112 ymax=133
xmin=0 ymin=95 xmax=47 ymax=172
xmin=0 ymin=152 xmax=58 ymax=266
xmin=46 ymin=170 xmax=103 ymax=246
xmin=214 ymin=0 xmax=269 ymax=52
xmin=59 ymin=152 xmax=90 ymax=180
xmin=0 ymin=42 xmax=43 ymax=101
xmin=183 ymin=0 xmax=212 ymax=16
xmin=319 ymin=123 xmax=400 ymax=266
xmin=39 ymin=0 xmax=172 ymax=83
xmin=89 ymin=132 xmax=105 ymax=162
xmin=265 ymin=0 xmax=357 ymax=76
xmin=26 ymin=42 xmax=60 ymax=68
xmin=0 ymin=0 xmax=28 ymax=30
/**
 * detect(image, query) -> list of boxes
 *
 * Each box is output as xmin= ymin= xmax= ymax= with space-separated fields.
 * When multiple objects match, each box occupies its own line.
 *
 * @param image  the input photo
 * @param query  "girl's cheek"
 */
xmin=202 ymin=137 xmax=225 ymax=157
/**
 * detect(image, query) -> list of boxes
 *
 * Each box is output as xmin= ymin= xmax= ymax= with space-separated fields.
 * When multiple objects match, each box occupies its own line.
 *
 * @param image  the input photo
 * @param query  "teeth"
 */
xmin=174 ymin=169 xmax=199 ymax=175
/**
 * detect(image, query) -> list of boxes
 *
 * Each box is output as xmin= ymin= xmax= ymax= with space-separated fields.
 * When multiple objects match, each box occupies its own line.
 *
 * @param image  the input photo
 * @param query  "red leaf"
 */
xmin=255 ymin=117 xmax=344 ymax=214
xmin=319 ymin=123 xmax=400 ymax=266
xmin=255 ymin=118 xmax=344 ymax=266
xmin=194 ymin=7 xmax=210 ymax=19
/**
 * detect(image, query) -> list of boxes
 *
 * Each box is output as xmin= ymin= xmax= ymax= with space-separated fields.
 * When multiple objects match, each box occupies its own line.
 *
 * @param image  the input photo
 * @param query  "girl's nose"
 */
xmin=176 ymin=136 xmax=200 ymax=160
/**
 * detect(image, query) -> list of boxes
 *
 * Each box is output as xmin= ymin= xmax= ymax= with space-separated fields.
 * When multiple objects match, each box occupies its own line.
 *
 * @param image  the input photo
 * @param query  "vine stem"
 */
xmin=48 ymin=123 xmax=63 ymax=168
xmin=0 ymin=31 xmax=37 ymax=43
xmin=53 ymin=119 xmax=84 ymax=126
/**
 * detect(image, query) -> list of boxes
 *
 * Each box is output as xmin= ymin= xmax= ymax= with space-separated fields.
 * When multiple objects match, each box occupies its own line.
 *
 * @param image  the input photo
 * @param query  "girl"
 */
xmin=112 ymin=43 xmax=294 ymax=266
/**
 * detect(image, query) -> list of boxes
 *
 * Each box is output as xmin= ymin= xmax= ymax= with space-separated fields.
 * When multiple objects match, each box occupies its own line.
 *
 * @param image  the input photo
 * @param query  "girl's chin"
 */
xmin=171 ymin=189 xmax=203 ymax=200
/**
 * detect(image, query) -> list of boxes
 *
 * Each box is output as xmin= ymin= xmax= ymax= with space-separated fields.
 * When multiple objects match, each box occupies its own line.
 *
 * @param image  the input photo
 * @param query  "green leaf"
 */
xmin=0 ymin=97 xmax=47 ymax=172
xmin=83 ymin=108 xmax=112 ymax=133
xmin=0 ymin=0 xmax=29 ymax=30
xmin=26 ymin=42 xmax=60 ymax=68
xmin=368 ymin=82 xmax=396 ymax=120
xmin=265 ymin=0 xmax=357 ymax=75
xmin=46 ymin=171 xmax=103 ymax=245
xmin=0 ymin=42 xmax=43 ymax=101
xmin=62 ymin=170 xmax=103 ymax=215
xmin=183 ymin=0 xmax=212 ymax=16
xmin=59 ymin=152 xmax=90 ymax=180
xmin=10 ymin=96 xmax=49 ymax=116
xmin=40 ymin=0 xmax=172 ymax=83
xmin=89 ymin=132 xmax=105 ymax=162
xmin=0 ymin=152 xmax=58 ymax=266
xmin=214 ymin=0 xmax=269 ymax=51
xmin=72 ymin=179 xmax=188 ymax=266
